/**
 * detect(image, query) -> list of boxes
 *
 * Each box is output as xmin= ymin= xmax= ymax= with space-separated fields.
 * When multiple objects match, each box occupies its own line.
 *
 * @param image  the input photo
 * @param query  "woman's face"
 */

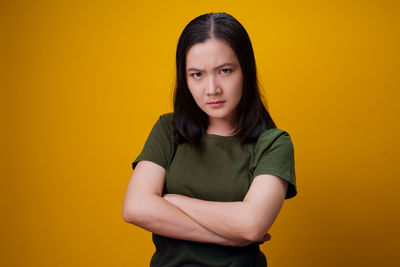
xmin=186 ymin=38 xmax=243 ymax=126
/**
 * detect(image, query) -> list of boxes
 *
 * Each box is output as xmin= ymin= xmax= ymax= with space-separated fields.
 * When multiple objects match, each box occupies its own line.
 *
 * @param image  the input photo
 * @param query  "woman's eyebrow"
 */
xmin=187 ymin=63 xmax=235 ymax=72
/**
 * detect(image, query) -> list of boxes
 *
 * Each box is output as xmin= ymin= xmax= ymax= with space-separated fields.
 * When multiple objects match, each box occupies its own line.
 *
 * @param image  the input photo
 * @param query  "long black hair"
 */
xmin=173 ymin=12 xmax=276 ymax=146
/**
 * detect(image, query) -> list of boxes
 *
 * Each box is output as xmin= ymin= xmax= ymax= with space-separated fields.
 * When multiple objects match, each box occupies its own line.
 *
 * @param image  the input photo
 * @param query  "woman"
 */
xmin=123 ymin=12 xmax=297 ymax=266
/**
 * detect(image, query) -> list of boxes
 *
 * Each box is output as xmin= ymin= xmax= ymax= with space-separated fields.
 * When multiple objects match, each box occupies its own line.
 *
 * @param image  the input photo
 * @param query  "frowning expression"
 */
xmin=186 ymin=38 xmax=243 ymax=125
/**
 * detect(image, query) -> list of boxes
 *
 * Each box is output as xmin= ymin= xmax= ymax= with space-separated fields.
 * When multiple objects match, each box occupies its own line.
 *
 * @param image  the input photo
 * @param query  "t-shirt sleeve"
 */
xmin=252 ymin=129 xmax=297 ymax=199
xmin=132 ymin=114 xmax=174 ymax=170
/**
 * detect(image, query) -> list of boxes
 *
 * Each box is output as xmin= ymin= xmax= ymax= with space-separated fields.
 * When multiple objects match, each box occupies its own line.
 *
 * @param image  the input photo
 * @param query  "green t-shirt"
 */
xmin=133 ymin=113 xmax=297 ymax=267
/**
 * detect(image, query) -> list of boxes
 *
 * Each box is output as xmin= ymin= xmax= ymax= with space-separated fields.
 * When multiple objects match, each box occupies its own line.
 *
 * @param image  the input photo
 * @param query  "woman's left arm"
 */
xmin=163 ymin=174 xmax=288 ymax=243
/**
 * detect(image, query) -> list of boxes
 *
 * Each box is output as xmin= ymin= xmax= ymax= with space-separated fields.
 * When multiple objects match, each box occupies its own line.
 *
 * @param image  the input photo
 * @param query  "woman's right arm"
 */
xmin=122 ymin=160 xmax=256 ymax=246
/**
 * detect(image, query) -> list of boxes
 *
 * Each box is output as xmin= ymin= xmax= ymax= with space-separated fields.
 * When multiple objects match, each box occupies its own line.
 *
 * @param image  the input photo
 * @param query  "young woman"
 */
xmin=123 ymin=12 xmax=297 ymax=267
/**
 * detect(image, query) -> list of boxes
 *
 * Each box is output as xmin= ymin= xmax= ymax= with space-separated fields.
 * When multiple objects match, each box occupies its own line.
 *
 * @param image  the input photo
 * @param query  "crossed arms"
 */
xmin=122 ymin=160 xmax=288 ymax=247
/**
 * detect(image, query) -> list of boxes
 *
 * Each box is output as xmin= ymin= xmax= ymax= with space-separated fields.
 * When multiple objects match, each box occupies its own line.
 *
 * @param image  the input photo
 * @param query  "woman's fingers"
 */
xmin=263 ymin=233 xmax=271 ymax=241
xmin=258 ymin=233 xmax=272 ymax=244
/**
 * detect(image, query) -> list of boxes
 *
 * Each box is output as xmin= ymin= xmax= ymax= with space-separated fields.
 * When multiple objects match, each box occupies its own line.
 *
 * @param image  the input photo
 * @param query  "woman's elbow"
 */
xmin=122 ymin=198 xmax=146 ymax=225
xmin=241 ymin=218 xmax=272 ymax=243
xmin=122 ymin=209 xmax=131 ymax=223
xmin=245 ymin=228 xmax=270 ymax=243
xmin=122 ymin=206 xmax=135 ymax=224
xmin=122 ymin=205 xmax=136 ymax=224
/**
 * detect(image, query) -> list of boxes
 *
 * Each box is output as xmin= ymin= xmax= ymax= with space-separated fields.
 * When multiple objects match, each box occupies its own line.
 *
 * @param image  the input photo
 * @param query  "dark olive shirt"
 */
xmin=133 ymin=113 xmax=297 ymax=267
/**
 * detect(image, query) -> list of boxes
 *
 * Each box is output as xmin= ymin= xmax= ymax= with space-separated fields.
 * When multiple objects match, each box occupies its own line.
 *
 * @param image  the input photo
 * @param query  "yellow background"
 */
xmin=1 ymin=0 xmax=399 ymax=266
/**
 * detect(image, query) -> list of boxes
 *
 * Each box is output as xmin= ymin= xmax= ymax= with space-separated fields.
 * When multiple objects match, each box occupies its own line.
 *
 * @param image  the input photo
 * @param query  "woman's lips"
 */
xmin=207 ymin=101 xmax=225 ymax=108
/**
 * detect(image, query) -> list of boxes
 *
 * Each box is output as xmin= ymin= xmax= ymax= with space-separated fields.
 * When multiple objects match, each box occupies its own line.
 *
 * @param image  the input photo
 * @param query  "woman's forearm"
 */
xmin=163 ymin=194 xmax=258 ymax=242
xmin=163 ymin=175 xmax=287 ymax=243
xmin=124 ymin=194 xmax=252 ymax=247
xmin=123 ymin=161 xmax=252 ymax=246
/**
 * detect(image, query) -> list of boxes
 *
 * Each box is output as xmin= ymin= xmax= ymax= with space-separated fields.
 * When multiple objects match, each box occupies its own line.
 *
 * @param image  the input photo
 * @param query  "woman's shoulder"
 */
xmin=254 ymin=127 xmax=293 ymax=150
xmin=158 ymin=112 xmax=175 ymax=128
xmin=259 ymin=127 xmax=291 ymax=139
xmin=156 ymin=112 xmax=176 ymax=138
xmin=159 ymin=112 xmax=175 ymax=123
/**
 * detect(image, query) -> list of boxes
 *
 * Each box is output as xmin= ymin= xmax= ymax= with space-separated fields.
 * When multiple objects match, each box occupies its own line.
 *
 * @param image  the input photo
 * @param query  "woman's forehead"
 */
xmin=186 ymin=39 xmax=239 ymax=70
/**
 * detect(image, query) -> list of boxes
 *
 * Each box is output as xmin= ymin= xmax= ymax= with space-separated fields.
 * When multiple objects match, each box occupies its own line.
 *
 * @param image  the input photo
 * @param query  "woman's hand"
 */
xmin=162 ymin=193 xmax=180 ymax=203
xmin=259 ymin=233 xmax=272 ymax=244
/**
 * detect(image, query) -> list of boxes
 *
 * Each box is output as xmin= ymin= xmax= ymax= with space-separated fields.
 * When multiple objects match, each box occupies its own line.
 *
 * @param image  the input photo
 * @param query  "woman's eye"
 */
xmin=220 ymin=68 xmax=232 ymax=74
xmin=192 ymin=72 xmax=202 ymax=78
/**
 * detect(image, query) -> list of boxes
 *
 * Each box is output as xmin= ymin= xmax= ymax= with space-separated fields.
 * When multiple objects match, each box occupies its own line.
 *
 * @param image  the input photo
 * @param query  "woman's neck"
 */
xmin=206 ymin=118 xmax=236 ymax=136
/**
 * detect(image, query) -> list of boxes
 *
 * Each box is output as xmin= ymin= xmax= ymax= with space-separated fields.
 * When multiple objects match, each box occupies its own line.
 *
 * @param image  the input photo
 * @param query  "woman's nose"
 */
xmin=206 ymin=75 xmax=221 ymax=95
